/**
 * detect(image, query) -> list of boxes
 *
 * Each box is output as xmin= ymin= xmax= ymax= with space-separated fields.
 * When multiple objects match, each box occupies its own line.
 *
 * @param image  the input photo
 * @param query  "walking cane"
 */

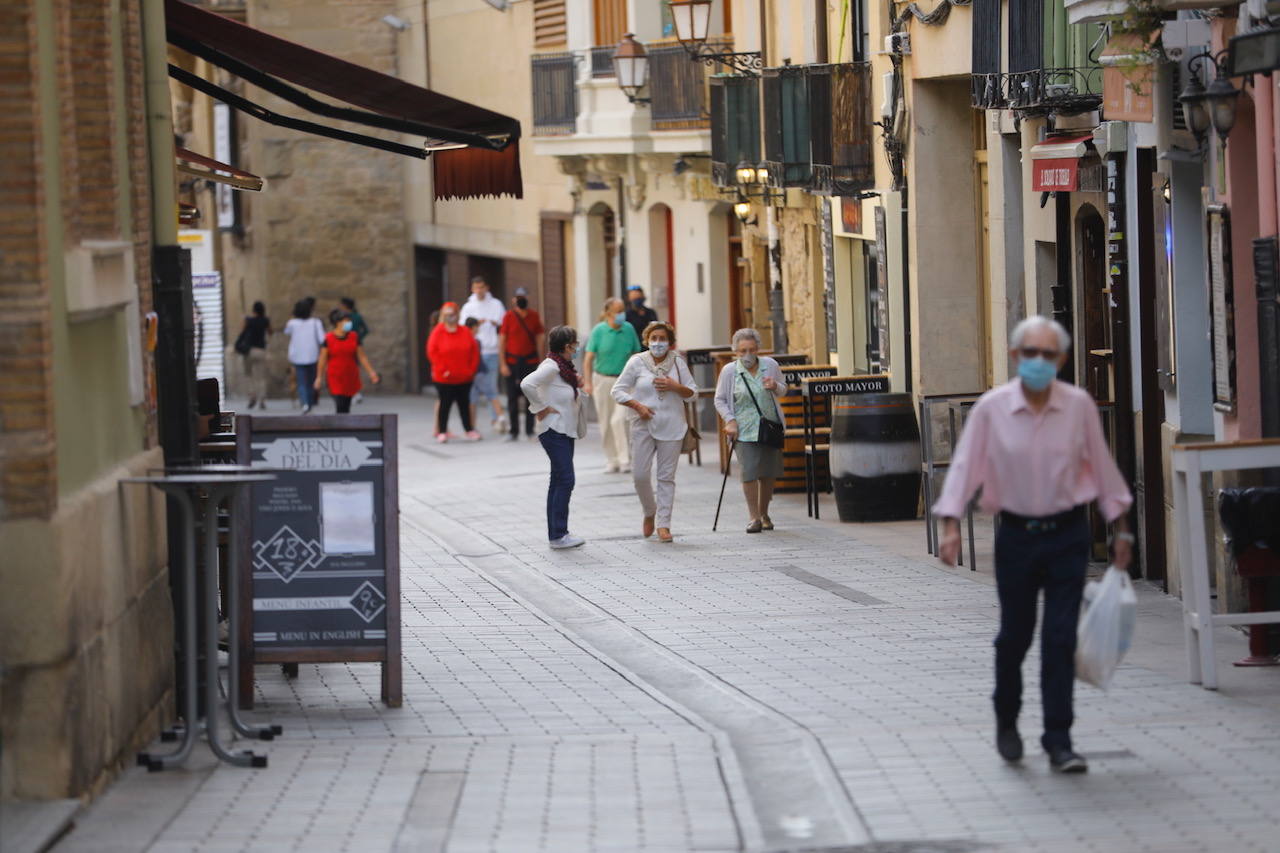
xmin=712 ymin=438 xmax=737 ymax=532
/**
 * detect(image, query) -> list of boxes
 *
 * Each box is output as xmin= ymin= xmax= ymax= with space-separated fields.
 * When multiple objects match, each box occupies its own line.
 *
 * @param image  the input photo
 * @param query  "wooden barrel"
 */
xmin=829 ymin=393 xmax=921 ymax=521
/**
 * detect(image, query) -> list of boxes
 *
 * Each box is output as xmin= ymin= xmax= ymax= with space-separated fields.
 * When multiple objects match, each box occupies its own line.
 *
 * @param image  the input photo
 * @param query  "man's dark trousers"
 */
xmin=506 ymin=358 xmax=537 ymax=436
xmin=993 ymin=512 xmax=1089 ymax=753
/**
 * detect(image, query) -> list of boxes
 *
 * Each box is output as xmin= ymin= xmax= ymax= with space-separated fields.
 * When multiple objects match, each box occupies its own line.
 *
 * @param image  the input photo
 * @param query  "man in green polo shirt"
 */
xmin=583 ymin=297 xmax=643 ymax=473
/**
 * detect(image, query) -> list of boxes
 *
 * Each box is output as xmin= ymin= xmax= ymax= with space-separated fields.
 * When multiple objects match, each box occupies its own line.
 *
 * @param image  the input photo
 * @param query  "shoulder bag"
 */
xmin=741 ymin=366 xmax=785 ymax=449
xmin=676 ymin=358 xmax=700 ymax=455
xmin=234 ymin=320 xmax=253 ymax=355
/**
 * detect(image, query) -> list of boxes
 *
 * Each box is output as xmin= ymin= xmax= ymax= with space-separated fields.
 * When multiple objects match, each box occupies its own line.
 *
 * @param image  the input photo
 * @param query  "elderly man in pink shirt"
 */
xmin=935 ymin=315 xmax=1133 ymax=775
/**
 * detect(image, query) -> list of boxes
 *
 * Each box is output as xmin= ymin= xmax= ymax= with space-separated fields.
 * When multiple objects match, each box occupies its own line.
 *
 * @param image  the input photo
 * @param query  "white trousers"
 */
xmin=592 ymin=373 xmax=631 ymax=468
xmin=631 ymin=423 xmax=681 ymax=527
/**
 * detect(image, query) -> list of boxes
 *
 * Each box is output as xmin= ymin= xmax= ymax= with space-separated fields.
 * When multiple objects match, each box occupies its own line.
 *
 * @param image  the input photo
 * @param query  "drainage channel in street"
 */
xmin=405 ymin=508 xmax=875 ymax=852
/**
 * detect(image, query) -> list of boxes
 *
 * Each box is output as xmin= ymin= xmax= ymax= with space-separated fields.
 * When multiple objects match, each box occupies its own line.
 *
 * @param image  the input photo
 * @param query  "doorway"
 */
xmin=648 ymin=203 xmax=674 ymax=325
xmin=415 ymin=247 xmax=445 ymax=391
xmin=586 ymin=202 xmax=616 ymax=310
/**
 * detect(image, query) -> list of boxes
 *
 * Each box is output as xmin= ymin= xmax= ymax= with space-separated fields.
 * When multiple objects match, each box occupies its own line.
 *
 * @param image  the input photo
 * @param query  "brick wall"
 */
xmin=122 ymin=0 xmax=158 ymax=446
xmin=63 ymin=0 xmax=120 ymax=241
xmin=0 ymin=0 xmax=57 ymax=520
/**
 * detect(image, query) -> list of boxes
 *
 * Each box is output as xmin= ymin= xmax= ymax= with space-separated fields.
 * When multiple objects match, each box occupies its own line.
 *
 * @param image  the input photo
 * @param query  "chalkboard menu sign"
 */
xmin=235 ymin=414 xmax=401 ymax=708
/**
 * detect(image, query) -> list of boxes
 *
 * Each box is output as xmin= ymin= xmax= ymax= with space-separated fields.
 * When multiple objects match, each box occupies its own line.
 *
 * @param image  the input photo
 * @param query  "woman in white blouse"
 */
xmin=612 ymin=321 xmax=697 ymax=543
xmin=520 ymin=326 xmax=588 ymax=550
xmin=714 ymin=328 xmax=786 ymax=532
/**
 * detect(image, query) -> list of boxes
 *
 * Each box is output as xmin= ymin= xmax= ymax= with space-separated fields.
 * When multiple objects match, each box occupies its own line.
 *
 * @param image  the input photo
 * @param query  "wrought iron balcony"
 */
xmin=970 ymin=67 xmax=1102 ymax=113
xmin=531 ymin=52 xmax=577 ymax=136
xmin=647 ymin=37 xmax=730 ymax=130
xmin=590 ymin=45 xmax=616 ymax=78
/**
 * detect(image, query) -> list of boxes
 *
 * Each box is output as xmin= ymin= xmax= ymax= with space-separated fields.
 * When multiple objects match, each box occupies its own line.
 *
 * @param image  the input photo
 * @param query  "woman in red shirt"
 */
xmin=426 ymin=302 xmax=481 ymax=441
xmin=315 ymin=310 xmax=380 ymax=413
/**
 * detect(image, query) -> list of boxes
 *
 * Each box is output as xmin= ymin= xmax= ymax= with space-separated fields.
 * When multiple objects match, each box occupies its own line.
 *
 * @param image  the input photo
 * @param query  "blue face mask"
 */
xmin=1018 ymin=356 xmax=1057 ymax=392
xmin=614 ymin=311 xmax=627 ymax=325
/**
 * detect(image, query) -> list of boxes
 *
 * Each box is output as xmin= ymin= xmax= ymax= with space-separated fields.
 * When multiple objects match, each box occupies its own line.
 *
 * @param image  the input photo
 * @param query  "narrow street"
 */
xmin=61 ymin=397 xmax=1280 ymax=853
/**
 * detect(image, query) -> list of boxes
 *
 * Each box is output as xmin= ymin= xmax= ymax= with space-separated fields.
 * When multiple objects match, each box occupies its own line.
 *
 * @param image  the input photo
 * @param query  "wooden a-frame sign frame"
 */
xmin=235 ymin=414 xmax=402 ymax=708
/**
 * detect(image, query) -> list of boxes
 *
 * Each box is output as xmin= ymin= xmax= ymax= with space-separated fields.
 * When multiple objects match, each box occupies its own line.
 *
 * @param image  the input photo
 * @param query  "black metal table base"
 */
xmin=125 ymin=468 xmax=280 ymax=770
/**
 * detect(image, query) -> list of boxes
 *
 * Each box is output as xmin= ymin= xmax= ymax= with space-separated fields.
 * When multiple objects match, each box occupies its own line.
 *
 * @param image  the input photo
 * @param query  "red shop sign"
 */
xmin=1032 ymin=158 xmax=1079 ymax=192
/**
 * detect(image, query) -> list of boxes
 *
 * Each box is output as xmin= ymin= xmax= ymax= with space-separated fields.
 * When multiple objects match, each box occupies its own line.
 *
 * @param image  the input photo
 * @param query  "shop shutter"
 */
xmin=534 ymin=0 xmax=567 ymax=49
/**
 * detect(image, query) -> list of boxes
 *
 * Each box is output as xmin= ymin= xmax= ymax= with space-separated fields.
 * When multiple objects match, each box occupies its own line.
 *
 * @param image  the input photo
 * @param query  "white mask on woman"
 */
xmin=739 ymin=353 xmax=758 ymax=369
xmin=649 ymin=341 xmax=669 ymax=359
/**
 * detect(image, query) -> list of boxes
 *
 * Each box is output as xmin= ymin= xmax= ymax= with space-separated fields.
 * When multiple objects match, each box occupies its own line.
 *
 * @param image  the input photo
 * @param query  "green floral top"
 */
xmin=732 ymin=365 xmax=781 ymax=442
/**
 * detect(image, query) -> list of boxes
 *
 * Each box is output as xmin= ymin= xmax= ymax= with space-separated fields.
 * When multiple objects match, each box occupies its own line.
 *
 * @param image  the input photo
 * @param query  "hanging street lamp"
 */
xmin=666 ymin=0 xmax=762 ymax=76
xmin=613 ymin=33 xmax=651 ymax=105
xmin=1180 ymin=51 xmax=1241 ymax=144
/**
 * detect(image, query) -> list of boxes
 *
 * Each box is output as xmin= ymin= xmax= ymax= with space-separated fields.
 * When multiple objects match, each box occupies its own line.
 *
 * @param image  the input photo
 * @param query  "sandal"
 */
xmin=656 ymin=527 xmax=674 ymax=543
xmin=761 ymin=515 xmax=774 ymax=531
xmin=643 ymin=516 xmax=655 ymax=538
xmin=745 ymin=519 xmax=763 ymax=534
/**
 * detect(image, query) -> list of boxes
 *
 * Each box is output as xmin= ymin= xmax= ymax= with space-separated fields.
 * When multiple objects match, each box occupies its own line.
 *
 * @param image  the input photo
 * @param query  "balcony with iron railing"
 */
xmin=969 ymin=0 xmax=1103 ymax=114
xmin=647 ymin=37 xmax=730 ymax=130
xmin=531 ymin=38 xmax=728 ymax=144
xmin=532 ymin=51 xmax=577 ymax=136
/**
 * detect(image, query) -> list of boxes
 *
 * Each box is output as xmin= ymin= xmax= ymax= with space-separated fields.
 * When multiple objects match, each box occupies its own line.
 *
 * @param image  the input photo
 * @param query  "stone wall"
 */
xmin=217 ymin=0 xmax=412 ymax=399
xmin=0 ymin=0 xmax=172 ymax=800
xmin=0 ymin=448 xmax=171 ymax=799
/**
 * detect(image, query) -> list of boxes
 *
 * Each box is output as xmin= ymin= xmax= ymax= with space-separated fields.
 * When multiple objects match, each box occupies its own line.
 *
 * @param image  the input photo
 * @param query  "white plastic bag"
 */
xmin=1075 ymin=566 xmax=1137 ymax=689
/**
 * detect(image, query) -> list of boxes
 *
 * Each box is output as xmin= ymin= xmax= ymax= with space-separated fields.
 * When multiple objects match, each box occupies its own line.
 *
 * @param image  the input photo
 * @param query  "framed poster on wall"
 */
xmin=1207 ymin=205 xmax=1236 ymax=413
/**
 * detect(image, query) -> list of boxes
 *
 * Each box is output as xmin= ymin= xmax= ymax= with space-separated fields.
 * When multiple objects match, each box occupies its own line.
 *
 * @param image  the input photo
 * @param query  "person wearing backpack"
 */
xmin=934 ymin=315 xmax=1133 ymax=775
xmin=498 ymin=287 xmax=545 ymax=441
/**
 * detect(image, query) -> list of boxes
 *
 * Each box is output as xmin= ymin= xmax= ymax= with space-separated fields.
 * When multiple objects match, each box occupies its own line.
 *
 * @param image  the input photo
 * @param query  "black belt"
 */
xmin=998 ymin=505 xmax=1086 ymax=534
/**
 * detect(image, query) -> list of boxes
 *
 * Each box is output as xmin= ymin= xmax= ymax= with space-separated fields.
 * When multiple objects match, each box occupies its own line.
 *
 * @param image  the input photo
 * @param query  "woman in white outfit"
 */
xmin=612 ymin=321 xmax=696 ymax=543
xmin=520 ymin=325 xmax=588 ymax=550
xmin=714 ymin=328 xmax=786 ymax=532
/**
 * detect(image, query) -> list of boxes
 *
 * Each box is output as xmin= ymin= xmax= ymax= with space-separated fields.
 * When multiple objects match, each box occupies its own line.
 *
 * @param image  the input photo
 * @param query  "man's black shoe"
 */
xmin=996 ymin=726 xmax=1023 ymax=762
xmin=1048 ymin=749 xmax=1088 ymax=773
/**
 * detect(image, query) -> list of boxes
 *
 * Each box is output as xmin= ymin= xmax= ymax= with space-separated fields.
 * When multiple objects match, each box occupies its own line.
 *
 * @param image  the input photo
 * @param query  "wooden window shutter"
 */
xmin=540 ymin=216 xmax=568 ymax=328
xmin=534 ymin=0 xmax=567 ymax=49
xmin=592 ymin=0 xmax=626 ymax=47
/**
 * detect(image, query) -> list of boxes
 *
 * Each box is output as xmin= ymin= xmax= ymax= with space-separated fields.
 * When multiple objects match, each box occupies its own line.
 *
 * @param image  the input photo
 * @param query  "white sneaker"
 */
xmin=603 ymin=463 xmax=619 ymax=474
xmin=549 ymin=534 xmax=585 ymax=549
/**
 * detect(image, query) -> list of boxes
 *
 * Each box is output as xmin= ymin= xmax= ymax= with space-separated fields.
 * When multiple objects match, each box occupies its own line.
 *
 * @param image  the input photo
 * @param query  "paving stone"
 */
xmin=56 ymin=395 xmax=1280 ymax=853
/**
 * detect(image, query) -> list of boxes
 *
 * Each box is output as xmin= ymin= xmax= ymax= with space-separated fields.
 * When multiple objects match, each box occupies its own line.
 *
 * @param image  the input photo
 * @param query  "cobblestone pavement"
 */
xmin=60 ymin=394 xmax=1280 ymax=853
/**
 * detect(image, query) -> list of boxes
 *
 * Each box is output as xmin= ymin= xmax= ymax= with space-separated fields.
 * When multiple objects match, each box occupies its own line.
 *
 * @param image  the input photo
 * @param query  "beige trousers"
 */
xmin=244 ymin=348 xmax=268 ymax=401
xmin=631 ymin=423 xmax=681 ymax=527
xmin=591 ymin=372 xmax=631 ymax=468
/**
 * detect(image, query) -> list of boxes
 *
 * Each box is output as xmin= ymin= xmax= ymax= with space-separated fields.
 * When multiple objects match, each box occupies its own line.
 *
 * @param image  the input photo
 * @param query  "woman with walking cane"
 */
xmin=714 ymin=328 xmax=786 ymax=533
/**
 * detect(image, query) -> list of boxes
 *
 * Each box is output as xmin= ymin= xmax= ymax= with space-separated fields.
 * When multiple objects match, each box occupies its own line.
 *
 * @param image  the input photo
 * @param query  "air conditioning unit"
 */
xmin=883 ymin=32 xmax=911 ymax=56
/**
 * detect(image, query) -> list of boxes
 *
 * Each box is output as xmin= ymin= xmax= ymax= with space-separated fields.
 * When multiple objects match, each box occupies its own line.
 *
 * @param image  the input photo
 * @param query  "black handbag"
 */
xmin=742 ymin=368 xmax=785 ymax=449
xmin=233 ymin=325 xmax=252 ymax=355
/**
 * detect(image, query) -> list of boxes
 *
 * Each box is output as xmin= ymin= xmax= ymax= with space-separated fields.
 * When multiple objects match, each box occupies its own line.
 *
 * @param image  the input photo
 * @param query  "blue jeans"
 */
xmin=471 ymin=353 xmax=500 ymax=403
xmin=293 ymin=363 xmax=317 ymax=407
xmin=539 ymin=430 xmax=575 ymax=540
xmin=993 ymin=513 xmax=1089 ymax=753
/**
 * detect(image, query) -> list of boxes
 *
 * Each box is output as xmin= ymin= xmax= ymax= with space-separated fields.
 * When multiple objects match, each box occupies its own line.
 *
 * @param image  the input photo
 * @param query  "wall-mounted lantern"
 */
xmin=613 ymin=33 xmax=650 ymax=105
